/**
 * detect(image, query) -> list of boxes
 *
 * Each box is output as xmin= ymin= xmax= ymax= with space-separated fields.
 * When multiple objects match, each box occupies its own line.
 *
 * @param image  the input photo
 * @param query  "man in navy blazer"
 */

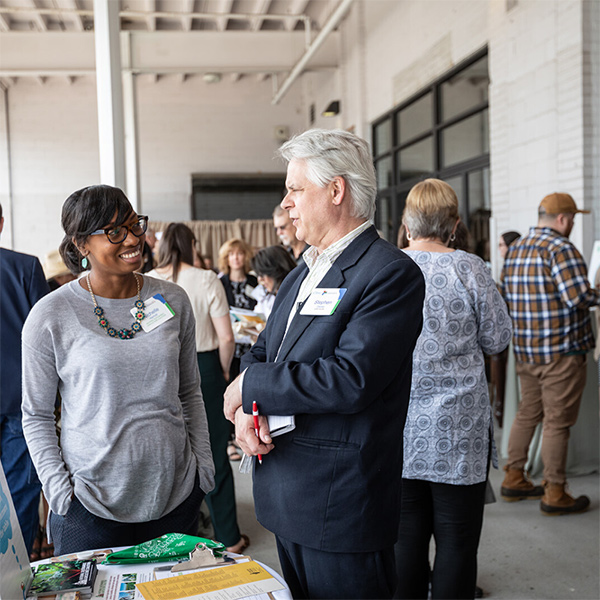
xmin=224 ymin=129 xmax=425 ymax=598
xmin=0 ymin=204 xmax=50 ymax=553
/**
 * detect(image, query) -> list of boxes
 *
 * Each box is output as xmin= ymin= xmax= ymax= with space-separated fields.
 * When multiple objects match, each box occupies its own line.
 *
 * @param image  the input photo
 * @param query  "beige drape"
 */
xmin=150 ymin=219 xmax=278 ymax=264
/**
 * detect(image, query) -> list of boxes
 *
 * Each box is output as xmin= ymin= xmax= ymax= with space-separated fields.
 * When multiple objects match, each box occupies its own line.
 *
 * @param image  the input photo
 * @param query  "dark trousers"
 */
xmin=0 ymin=414 xmax=42 ymax=554
xmin=49 ymin=475 xmax=204 ymax=555
xmin=198 ymin=350 xmax=241 ymax=547
xmin=276 ymin=535 xmax=397 ymax=599
xmin=394 ymin=478 xmax=486 ymax=600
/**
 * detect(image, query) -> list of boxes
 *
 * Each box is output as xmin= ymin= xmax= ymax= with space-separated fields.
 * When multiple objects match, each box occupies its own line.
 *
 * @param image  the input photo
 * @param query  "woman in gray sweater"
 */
xmin=21 ymin=185 xmax=215 ymax=555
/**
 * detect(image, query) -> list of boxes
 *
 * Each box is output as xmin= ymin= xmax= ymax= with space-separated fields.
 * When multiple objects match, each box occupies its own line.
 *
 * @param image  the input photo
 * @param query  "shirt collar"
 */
xmin=303 ymin=221 xmax=372 ymax=271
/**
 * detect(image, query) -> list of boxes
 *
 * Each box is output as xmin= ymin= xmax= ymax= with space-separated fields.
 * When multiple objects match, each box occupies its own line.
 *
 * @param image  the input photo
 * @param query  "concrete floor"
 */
xmin=229 ymin=447 xmax=599 ymax=599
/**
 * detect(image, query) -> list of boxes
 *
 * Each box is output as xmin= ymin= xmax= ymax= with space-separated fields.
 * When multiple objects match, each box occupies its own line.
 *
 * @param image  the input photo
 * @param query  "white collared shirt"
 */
xmin=281 ymin=220 xmax=372 ymax=343
xmin=239 ymin=220 xmax=372 ymax=391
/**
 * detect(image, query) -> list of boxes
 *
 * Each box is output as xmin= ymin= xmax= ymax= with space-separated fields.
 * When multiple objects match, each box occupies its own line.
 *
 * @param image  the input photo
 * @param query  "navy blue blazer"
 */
xmin=241 ymin=226 xmax=425 ymax=553
xmin=0 ymin=247 xmax=50 ymax=416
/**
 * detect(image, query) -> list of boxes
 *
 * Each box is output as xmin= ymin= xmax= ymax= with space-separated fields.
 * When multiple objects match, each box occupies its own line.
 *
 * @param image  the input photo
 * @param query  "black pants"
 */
xmin=276 ymin=535 xmax=396 ymax=599
xmin=394 ymin=478 xmax=486 ymax=599
xmin=49 ymin=475 xmax=204 ymax=555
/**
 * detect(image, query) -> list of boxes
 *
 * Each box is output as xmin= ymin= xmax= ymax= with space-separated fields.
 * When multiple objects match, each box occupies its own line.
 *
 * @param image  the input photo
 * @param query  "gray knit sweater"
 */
xmin=22 ymin=275 xmax=215 ymax=523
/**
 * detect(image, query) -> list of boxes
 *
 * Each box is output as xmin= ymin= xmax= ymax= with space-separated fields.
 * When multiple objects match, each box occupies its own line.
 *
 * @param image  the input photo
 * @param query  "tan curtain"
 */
xmin=150 ymin=219 xmax=278 ymax=264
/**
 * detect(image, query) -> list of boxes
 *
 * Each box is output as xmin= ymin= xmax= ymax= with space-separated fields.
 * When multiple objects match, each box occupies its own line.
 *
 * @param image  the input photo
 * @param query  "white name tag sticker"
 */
xmin=131 ymin=293 xmax=175 ymax=332
xmin=300 ymin=288 xmax=347 ymax=316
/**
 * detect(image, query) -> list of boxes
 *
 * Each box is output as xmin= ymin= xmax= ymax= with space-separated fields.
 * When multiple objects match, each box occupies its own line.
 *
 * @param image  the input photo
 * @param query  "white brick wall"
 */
xmin=582 ymin=0 xmax=600 ymax=254
xmin=489 ymin=0 xmax=593 ymax=254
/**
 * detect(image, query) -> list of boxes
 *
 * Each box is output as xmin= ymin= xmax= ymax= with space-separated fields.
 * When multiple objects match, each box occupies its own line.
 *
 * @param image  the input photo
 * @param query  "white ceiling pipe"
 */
xmin=271 ymin=0 xmax=354 ymax=105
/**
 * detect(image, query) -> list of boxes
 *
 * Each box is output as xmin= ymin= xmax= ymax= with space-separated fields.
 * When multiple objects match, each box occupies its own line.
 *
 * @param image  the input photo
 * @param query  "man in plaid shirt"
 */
xmin=500 ymin=192 xmax=599 ymax=515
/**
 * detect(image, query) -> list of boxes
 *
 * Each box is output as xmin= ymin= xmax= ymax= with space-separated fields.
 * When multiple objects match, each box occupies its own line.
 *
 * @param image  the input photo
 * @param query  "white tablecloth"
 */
xmin=31 ymin=548 xmax=292 ymax=600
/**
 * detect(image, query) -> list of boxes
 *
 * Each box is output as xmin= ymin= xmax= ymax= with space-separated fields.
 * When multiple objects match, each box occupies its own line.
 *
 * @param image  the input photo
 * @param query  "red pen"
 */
xmin=252 ymin=401 xmax=263 ymax=464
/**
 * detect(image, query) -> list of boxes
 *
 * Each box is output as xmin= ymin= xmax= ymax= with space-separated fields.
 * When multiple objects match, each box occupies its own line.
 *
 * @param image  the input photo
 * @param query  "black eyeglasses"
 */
xmin=90 ymin=215 xmax=148 ymax=244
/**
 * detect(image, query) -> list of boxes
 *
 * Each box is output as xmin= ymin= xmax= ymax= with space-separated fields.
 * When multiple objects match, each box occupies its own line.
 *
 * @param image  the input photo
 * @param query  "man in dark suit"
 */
xmin=224 ymin=129 xmax=425 ymax=598
xmin=0 ymin=203 xmax=50 ymax=553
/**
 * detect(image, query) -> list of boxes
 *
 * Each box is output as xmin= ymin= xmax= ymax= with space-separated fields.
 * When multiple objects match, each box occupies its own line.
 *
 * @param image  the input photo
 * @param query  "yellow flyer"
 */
xmin=135 ymin=560 xmax=284 ymax=600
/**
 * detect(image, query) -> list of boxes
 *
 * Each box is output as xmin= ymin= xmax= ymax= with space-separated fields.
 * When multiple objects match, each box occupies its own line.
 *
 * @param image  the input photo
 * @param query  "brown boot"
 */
xmin=500 ymin=466 xmax=545 ymax=501
xmin=540 ymin=482 xmax=590 ymax=516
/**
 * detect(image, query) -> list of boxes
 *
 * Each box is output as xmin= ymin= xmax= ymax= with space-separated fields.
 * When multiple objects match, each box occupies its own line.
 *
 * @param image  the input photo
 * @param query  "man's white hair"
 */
xmin=278 ymin=129 xmax=377 ymax=221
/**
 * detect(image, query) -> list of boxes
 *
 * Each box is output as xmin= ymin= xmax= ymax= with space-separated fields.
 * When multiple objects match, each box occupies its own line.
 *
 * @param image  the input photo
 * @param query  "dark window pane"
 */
xmin=468 ymin=168 xmax=490 ymax=213
xmin=377 ymin=195 xmax=392 ymax=240
xmin=375 ymin=156 xmax=393 ymax=189
xmin=374 ymin=119 xmax=392 ymax=155
xmin=397 ymin=93 xmax=433 ymax=144
xmin=441 ymin=109 xmax=489 ymax=168
xmin=441 ymin=55 xmax=489 ymax=121
xmin=443 ymin=175 xmax=466 ymax=222
xmin=398 ymin=137 xmax=433 ymax=181
xmin=468 ymin=168 xmax=491 ymax=262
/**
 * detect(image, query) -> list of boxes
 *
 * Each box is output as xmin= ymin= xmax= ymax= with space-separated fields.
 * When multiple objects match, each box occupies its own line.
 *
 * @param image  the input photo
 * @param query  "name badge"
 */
xmin=300 ymin=288 xmax=347 ymax=316
xmin=131 ymin=293 xmax=175 ymax=332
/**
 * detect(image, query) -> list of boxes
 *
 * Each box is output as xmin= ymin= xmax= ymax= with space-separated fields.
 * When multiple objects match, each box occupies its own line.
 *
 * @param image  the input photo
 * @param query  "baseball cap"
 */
xmin=539 ymin=192 xmax=590 ymax=215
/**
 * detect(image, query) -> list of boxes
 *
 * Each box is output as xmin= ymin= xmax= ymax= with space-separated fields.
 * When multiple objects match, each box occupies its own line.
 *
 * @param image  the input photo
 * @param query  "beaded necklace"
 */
xmin=86 ymin=273 xmax=146 ymax=339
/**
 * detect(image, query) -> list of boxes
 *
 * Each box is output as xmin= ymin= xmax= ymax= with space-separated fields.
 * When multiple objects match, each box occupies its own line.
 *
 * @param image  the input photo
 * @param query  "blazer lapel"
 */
xmin=266 ymin=268 xmax=305 ymax=362
xmin=275 ymin=226 xmax=380 ymax=362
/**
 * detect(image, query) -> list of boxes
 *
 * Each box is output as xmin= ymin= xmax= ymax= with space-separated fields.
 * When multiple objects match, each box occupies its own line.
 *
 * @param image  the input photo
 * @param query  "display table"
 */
xmin=31 ymin=548 xmax=292 ymax=600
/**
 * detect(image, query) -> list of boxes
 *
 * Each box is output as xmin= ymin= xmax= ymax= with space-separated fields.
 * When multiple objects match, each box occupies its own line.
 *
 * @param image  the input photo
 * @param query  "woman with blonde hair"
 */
xmin=217 ymin=238 xmax=258 ymax=380
xmin=394 ymin=178 xmax=512 ymax=599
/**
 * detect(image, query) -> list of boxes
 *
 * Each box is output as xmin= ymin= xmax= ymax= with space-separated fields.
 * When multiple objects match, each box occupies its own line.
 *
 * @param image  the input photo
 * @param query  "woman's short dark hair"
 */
xmin=59 ymin=185 xmax=133 ymax=274
xmin=156 ymin=223 xmax=196 ymax=282
xmin=251 ymin=245 xmax=297 ymax=293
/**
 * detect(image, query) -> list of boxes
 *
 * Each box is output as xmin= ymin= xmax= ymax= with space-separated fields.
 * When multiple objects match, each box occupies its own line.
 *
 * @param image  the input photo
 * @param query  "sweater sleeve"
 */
xmin=471 ymin=257 xmax=513 ymax=355
xmin=21 ymin=308 xmax=74 ymax=516
xmin=177 ymin=298 xmax=216 ymax=494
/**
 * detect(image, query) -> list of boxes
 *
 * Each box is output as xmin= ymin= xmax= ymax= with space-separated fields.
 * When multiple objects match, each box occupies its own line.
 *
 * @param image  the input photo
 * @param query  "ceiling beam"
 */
xmin=27 ymin=0 xmax=48 ymax=32
xmin=0 ymin=30 xmax=339 ymax=76
xmin=211 ymin=0 xmax=234 ymax=31
xmin=0 ymin=12 xmax=10 ymax=31
xmin=61 ymin=0 xmax=84 ymax=31
xmin=284 ymin=0 xmax=310 ymax=31
xmin=181 ymin=0 xmax=195 ymax=31
xmin=0 ymin=5 xmax=308 ymax=29
xmin=144 ymin=0 xmax=156 ymax=32
xmin=250 ymin=0 xmax=272 ymax=32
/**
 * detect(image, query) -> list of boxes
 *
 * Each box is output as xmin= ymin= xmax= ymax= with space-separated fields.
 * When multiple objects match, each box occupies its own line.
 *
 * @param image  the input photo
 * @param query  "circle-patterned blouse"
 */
xmin=402 ymin=250 xmax=512 ymax=485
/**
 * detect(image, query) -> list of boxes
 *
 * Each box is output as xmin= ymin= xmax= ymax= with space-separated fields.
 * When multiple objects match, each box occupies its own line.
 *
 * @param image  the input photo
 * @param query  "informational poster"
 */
xmin=0 ymin=463 xmax=32 ymax=600
xmin=136 ymin=561 xmax=284 ymax=600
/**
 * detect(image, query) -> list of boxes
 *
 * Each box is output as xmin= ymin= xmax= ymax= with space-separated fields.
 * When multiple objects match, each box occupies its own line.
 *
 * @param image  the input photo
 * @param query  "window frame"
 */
xmin=372 ymin=48 xmax=490 ymax=248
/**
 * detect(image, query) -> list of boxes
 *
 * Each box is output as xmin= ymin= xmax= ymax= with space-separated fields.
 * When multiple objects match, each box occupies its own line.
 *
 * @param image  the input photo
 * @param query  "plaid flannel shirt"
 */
xmin=500 ymin=226 xmax=599 ymax=364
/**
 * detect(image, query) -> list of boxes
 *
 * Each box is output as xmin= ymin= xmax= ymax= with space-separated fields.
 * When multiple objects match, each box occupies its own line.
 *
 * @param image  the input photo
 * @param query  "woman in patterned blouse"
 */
xmin=394 ymin=179 xmax=512 ymax=600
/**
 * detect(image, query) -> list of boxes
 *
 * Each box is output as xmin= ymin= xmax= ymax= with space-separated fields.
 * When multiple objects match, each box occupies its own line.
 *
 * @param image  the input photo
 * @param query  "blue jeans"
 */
xmin=0 ymin=414 xmax=42 ymax=554
xmin=394 ymin=477 xmax=487 ymax=600
xmin=49 ymin=475 xmax=204 ymax=555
